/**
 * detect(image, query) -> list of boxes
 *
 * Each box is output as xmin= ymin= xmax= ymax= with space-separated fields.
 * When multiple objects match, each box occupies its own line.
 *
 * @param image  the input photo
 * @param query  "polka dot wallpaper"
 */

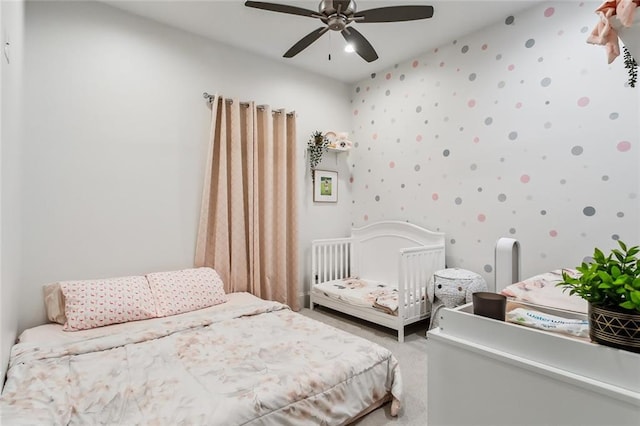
xmin=348 ymin=1 xmax=639 ymax=287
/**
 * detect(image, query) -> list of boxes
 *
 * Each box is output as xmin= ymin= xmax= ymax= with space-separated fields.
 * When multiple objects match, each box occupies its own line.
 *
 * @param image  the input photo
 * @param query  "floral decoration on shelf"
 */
xmin=308 ymin=130 xmax=329 ymax=170
xmin=587 ymin=0 xmax=639 ymax=87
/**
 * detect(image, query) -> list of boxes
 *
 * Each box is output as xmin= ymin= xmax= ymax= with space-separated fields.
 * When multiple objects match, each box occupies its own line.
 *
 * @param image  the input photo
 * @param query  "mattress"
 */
xmin=1 ymin=292 xmax=402 ymax=425
xmin=312 ymin=277 xmax=401 ymax=315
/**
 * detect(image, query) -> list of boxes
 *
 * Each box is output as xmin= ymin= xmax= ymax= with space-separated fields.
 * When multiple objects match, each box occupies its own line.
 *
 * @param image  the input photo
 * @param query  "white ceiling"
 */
xmin=102 ymin=0 xmax=540 ymax=83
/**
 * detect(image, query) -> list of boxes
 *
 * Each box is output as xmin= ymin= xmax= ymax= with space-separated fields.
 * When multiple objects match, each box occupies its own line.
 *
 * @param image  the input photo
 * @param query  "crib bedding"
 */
xmin=312 ymin=278 xmax=401 ymax=315
xmin=500 ymin=269 xmax=588 ymax=314
xmin=1 ymin=293 xmax=402 ymax=425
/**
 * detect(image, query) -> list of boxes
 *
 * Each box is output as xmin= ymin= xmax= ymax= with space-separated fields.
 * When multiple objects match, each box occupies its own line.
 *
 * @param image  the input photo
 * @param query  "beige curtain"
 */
xmin=195 ymin=95 xmax=299 ymax=311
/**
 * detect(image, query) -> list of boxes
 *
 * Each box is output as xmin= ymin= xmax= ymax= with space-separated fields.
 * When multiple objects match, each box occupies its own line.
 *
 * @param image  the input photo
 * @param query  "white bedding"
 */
xmin=1 ymin=292 xmax=402 ymax=425
xmin=312 ymin=278 xmax=401 ymax=315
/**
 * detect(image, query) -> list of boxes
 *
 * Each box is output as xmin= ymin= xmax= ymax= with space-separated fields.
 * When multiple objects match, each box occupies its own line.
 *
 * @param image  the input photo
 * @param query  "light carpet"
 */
xmin=299 ymin=306 xmax=430 ymax=426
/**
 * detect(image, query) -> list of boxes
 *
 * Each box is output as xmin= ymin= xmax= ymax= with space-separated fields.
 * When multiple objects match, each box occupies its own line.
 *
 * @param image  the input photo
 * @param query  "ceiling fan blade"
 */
xmin=354 ymin=5 xmax=434 ymax=22
xmin=284 ymin=27 xmax=329 ymax=58
xmin=341 ymin=27 xmax=378 ymax=62
xmin=244 ymin=1 xmax=317 ymax=18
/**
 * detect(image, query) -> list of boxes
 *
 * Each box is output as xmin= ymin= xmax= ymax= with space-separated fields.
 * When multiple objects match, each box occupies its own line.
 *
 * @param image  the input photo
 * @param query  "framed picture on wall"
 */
xmin=313 ymin=170 xmax=338 ymax=203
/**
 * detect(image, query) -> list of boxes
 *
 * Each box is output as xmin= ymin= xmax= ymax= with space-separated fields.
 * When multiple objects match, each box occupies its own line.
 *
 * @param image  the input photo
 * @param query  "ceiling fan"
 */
xmin=244 ymin=0 xmax=434 ymax=63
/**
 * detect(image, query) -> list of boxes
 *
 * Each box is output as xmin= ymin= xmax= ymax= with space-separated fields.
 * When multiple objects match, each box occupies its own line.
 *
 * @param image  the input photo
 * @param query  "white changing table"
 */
xmin=427 ymin=302 xmax=640 ymax=425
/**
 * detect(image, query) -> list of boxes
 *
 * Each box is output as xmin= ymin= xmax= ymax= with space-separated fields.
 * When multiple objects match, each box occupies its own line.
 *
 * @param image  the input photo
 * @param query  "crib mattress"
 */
xmin=312 ymin=278 xmax=400 ymax=315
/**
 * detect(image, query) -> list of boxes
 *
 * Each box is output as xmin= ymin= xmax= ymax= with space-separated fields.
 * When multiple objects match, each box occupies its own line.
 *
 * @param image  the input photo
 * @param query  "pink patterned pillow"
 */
xmin=146 ymin=267 xmax=227 ymax=317
xmin=60 ymin=276 xmax=158 ymax=331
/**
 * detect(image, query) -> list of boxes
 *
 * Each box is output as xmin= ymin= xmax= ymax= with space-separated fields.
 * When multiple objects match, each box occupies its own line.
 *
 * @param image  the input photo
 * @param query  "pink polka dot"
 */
xmin=477 ymin=214 xmax=486 ymax=222
xmin=412 ymin=60 xmax=419 ymax=68
xmin=365 ymin=184 xmax=369 ymax=189
xmin=416 ymin=134 xmax=423 ymax=142
xmin=549 ymin=230 xmax=558 ymax=237
xmin=558 ymin=30 xmax=564 ymax=36
xmin=349 ymin=176 xmax=354 ymax=183
xmin=577 ymin=97 xmax=590 ymax=107
xmin=389 ymin=161 xmax=395 ymax=168
xmin=515 ymin=102 xmax=522 ymax=109
xmin=440 ymin=61 xmax=445 ymax=67
xmin=353 ymin=109 xmax=359 ymax=116
xmin=617 ymin=141 xmax=631 ymax=152
xmin=473 ymin=136 xmax=480 ymax=143
xmin=481 ymin=44 xmax=488 ymax=50
xmin=432 ymin=193 xmax=439 ymax=201
xmin=544 ymin=7 xmax=555 ymax=17
xmin=400 ymin=206 xmax=405 ymax=211
xmin=385 ymin=73 xmax=392 ymax=80
xmin=520 ymin=174 xmax=530 ymax=183
xmin=434 ymin=48 xmax=439 ymax=53
xmin=364 ymin=214 xmax=369 ymax=221
xmin=508 ymin=64 xmax=515 ymax=71
xmin=366 ymin=86 xmax=370 ymax=91
xmin=468 ymin=99 xmax=476 ymax=108
xmin=456 ymin=68 xmax=460 ymax=72
xmin=372 ymin=133 xmax=378 ymax=140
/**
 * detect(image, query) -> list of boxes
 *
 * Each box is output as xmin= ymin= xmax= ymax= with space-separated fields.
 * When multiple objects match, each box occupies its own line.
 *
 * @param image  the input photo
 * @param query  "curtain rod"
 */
xmin=202 ymin=92 xmax=293 ymax=116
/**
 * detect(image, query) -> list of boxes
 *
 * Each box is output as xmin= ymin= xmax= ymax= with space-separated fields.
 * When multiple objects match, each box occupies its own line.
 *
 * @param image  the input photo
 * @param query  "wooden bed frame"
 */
xmin=310 ymin=221 xmax=445 ymax=342
xmin=426 ymin=238 xmax=640 ymax=425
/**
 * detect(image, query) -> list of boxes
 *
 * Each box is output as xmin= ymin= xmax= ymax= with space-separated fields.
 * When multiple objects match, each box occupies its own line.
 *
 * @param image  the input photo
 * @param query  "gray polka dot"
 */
xmin=580 ymin=26 xmax=589 ymax=33
xmin=477 ymin=187 xmax=483 ymax=192
xmin=401 ymin=184 xmax=405 ymax=188
xmin=455 ymin=197 xmax=463 ymax=205
xmin=498 ymin=81 xmax=506 ymax=89
xmin=560 ymin=179 xmax=566 ymax=184
xmin=544 ymin=122 xmax=552 ymax=129
xmin=525 ymin=38 xmax=535 ymax=48
xmin=470 ymin=164 xmax=477 ymax=171
xmin=602 ymin=175 xmax=609 ymax=181
xmin=496 ymin=54 xmax=502 ymax=60
xmin=375 ymin=195 xmax=380 ymax=201
xmin=612 ymin=234 xmax=620 ymax=240
xmin=385 ymin=90 xmax=391 ymax=96
xmin=630 ymin=193 xmax=638 ymax=199
xmin=414 ymin=164 xmax=421 ymax=171
xmin=416 ymin=106 xmax=422 ymax=113
xmin=461 ymin=45 xmax=470 ymax=54
xmin=399 ymin=74 xmax=405 ymax=81
xmin=396 ymin=138 xmax=400 ymax=143
xmin=541 ymin=253 xmax=547 ymax=259
xmin=583 ymin=206 xmax=596 ymax=216
xmin=508 ymin=131 xmax=518 ymax=140
xmin=571 ymin=146 xmax=583 ymax=155
xmin=485 ymin=117 xmax=493 ymax=125
xmin=509 ymin=228 xmax=516 ymax=234
xmin=469 ymin=73 xmax=477 ymax=81
xmin=538 ymin=57 xmax=544 ymax=62
xmin=505 ymin=16 xmax=515 ymax=25
xmin=583 ymin=256 xmax=594 ymax=263
xmin=355 ymin=87 xmax=361 ymax=93
xmin=498 ymin=194 xmax=507 ymax=202
xmin=371 ymin=73 xmax=376 ymax=79
xmin=450 ymin=239 xmax=456 ymax=244
xmin=500 ymin=157 xmax=505 ymax=162
xmin=541 ymin=77 xmax=552 ymax=87
xmin=424 ymin=120 xmax=429 ymax=125
xmin=609 ymin=112 xmax=619 ymax=120
xmin=484 ymin=264 xmax=493 ymax=273
xmin=617 ymin=211 xmax=624 ymax=218
xmin=443 ymin=149 xmax=450 ymax=157
xmin=541 ymin=210 xmax=547 ymax=215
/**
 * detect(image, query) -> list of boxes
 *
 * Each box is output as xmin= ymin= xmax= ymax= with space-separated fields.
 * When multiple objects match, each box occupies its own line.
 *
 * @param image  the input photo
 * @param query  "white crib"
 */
xmin=310 ymin=221 xmax=446 ymax=342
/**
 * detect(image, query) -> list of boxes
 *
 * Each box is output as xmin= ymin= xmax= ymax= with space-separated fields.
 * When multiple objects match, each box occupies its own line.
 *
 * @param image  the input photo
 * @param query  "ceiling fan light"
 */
xmin=344 ymin=44 xmax=355 ymax=53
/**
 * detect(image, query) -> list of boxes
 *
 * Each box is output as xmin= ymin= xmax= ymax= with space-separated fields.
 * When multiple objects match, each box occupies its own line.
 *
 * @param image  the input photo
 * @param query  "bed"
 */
xmin=310 ymin=221 xmax=446 ymax=342
xmin=0 ymin=270 xmax=402 ymax=425
xmin=426 ymin=239 xmax=640 ymax=425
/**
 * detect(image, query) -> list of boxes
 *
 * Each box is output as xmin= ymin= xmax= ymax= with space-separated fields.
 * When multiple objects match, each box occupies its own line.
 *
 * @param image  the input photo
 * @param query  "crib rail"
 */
xmin=311 ymin=237 xmax=353 ymax=285
xmin=398 ymin=246 xmax=446 ymax=320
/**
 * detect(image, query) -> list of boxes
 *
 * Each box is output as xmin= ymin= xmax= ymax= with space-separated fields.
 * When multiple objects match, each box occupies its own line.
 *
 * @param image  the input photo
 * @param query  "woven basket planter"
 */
xmin=589 ymin=303 xmax=640 ymax=353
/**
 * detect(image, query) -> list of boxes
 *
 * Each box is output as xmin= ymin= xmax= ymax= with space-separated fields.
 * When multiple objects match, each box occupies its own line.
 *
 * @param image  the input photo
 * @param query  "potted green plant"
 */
xmin=558 ymin=240 xmax=640 ymax=352
xmin=307 ymin=130 xmax=329 ymax=171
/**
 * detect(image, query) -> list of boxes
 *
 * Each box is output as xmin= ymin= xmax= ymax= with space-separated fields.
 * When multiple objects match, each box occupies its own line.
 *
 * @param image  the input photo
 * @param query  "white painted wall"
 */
xmin=21 ymin=0 xmax=352 ymax=332
xmin=1 ymin=0 xmax=24 ymax=385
